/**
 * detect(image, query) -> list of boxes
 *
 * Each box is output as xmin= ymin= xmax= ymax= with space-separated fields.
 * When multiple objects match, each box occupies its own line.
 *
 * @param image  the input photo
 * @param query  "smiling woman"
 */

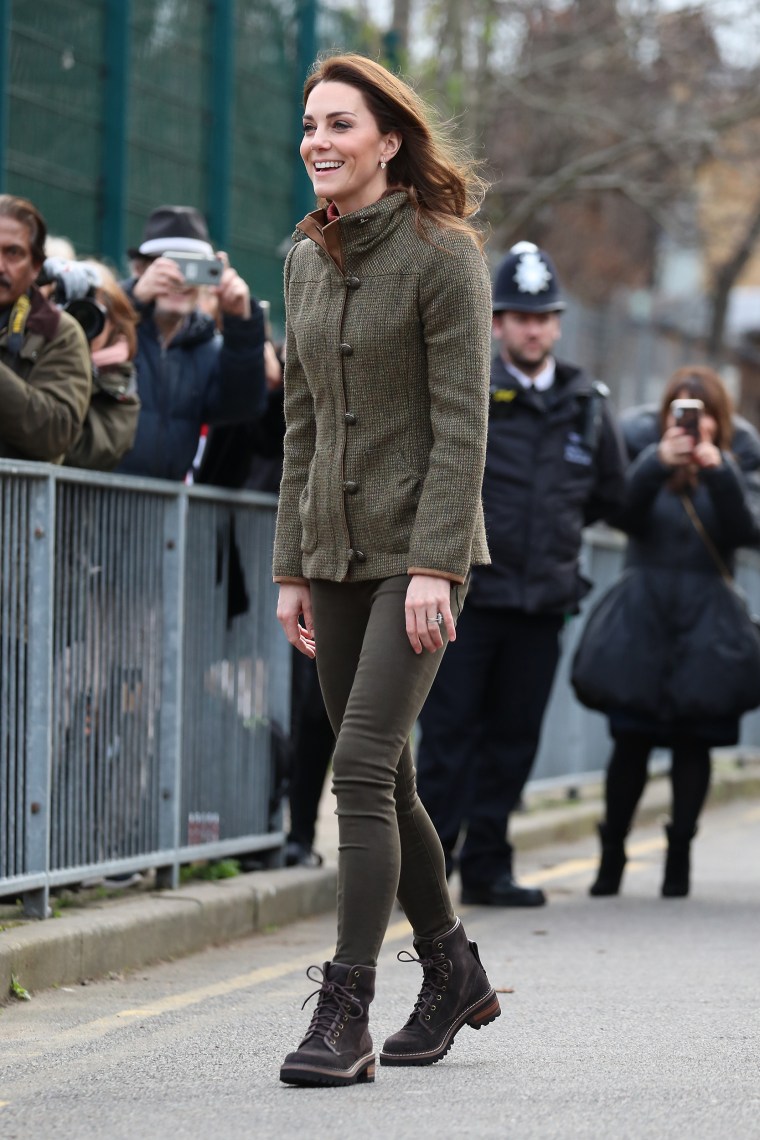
xmin=272 ymin=53 xmax=500 ymax=1089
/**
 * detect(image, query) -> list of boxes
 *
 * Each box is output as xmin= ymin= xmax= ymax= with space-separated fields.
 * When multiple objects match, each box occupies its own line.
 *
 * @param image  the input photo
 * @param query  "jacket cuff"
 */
xmin=407 ymin=566 xmax=466 ymax=584
xmin=221 ymin=305 xmax=265 ymax=344
xmin=273 ymin=576 xmax=309 ymax=585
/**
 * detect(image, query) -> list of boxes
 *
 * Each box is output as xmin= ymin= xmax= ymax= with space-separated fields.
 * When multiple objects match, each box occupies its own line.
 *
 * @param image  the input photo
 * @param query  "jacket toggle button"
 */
xmin=339 ymin=342 xmax=353 ymax=356
xmin=344 ymin=412 xmax=358 ymax=425
xmin=345 ymin=276 xmax=361 ymax=289
xmin=343 ymin=480 xmax=359 ymax=494
xmin=355 ymin=550 xmax=367 ymax=563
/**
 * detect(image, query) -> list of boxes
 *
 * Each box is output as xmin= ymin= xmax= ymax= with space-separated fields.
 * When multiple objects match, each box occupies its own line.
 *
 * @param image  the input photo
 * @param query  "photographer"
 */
xmin=0 ymin=195 xmax=91 ymax=463
xmin=117 ymin=205 xmax=267 ymax=481
xmin=41 ymin=256 xmax=141 ymax=471
xmin=572 ymin=367 xmax=760 ymax=898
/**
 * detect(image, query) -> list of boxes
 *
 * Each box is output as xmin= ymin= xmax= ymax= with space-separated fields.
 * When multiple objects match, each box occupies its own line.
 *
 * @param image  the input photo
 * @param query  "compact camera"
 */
xmin=163 ymin=250 xmax=224 ymax=286
xmin=670 ymin=398 xmax=703 ymax=444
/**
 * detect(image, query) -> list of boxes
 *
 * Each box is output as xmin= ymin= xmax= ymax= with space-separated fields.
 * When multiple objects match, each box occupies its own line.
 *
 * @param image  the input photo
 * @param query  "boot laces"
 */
xmin=300 ymin=964 xmax=364 ymax=1039
xmin=397 ymin=948 xmax=450 ymax=1022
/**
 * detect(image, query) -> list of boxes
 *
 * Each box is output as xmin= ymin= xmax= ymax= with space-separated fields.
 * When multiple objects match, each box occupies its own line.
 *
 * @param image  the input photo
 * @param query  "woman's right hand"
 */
xmin=658 ymin=426 xmax=695 ymax=468
xmin=276 ymin=583 xmax=316 ymax=658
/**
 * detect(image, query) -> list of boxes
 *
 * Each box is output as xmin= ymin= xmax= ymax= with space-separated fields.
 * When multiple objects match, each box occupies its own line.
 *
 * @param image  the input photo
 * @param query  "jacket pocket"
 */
xmin=357 ymin=449 xmax=423 ymax=554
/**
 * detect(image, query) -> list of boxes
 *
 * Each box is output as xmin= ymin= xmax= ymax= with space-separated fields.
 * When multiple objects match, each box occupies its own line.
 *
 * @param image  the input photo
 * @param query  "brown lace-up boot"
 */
xmin=280 ymin=962 xmax=376 ymax=1087
xmin=380 ymin=918 xmax=500 ymax=1067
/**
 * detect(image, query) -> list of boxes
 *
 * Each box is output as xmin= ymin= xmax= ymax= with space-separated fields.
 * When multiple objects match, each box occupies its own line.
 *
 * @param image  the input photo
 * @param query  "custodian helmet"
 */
xmin=492 ymin=242 xmax=566 ymax=314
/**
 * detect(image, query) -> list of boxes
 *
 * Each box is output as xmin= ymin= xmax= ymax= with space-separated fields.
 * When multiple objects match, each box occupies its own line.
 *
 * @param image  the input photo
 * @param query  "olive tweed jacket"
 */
xmin=273 ymin=192 xmax=492 ymax=585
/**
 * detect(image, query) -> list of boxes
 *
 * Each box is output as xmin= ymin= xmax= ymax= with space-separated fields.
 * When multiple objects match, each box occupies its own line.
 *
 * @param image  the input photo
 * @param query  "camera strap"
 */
xmin=6 ymin=294 xmax=31 ymax=356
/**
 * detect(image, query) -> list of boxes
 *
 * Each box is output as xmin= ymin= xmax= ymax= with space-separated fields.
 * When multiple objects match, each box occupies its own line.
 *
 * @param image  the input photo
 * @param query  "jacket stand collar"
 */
xmin=294 ymin=191 xmax=409 ymax=273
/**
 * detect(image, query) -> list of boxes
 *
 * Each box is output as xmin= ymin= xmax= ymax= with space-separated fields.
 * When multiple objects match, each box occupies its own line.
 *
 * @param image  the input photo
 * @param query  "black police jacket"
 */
xmin=467 ymin=356 xmax=627 ymax=614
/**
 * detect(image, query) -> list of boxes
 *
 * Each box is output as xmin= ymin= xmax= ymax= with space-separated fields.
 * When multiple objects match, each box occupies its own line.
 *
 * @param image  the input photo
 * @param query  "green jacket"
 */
xmin=273 ymin=192 xmax=492 ymax=585
xmin=0 ymin=288 xmax=91 ymax=464
xmin=64 ymin=360 xmax=141 ymax=471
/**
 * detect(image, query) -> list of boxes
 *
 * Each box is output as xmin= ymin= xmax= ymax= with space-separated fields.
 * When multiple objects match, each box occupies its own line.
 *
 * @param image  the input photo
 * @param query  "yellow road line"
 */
xmin=43 ymin=917 xmax=413 ymax=1048
xmin=0 ymin=1102 xmax=10 ymax=1109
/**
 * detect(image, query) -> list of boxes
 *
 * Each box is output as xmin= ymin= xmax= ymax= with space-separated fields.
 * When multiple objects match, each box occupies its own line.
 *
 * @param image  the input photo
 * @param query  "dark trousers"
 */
xmin=416 ymin=604 xmax=563 ymax=888
xmin=310 ymin=575 xmax=464 ymax=966
xmin=287 ymin=651 xmax=334 ymax=850
xmin=604 ymin=733 xmax=712 ymax=838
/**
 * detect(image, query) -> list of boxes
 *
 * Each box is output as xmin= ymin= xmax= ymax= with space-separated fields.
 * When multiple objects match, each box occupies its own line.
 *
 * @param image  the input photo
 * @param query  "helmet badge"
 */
xmin=513 ymin=250 xmax=552 ymax=295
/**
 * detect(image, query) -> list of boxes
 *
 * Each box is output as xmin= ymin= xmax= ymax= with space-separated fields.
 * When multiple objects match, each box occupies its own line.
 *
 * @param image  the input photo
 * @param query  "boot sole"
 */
xmin=280 ymin=1052 xmax=376 ymax=1087
xmin=379 ymin=990 xmax=501 ymax=1067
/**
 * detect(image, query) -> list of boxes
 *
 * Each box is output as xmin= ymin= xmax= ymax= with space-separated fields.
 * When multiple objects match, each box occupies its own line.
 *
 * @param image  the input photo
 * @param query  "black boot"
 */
xmin=662 ymin=824 xmax=695 ymax=898
xmin=280 ymin=962 xmax=376 ymax=1086
xmin=589 ymin=823 xmax=627 ymax=897
xmin=379 ymin=918 xmax=500 ymax=1067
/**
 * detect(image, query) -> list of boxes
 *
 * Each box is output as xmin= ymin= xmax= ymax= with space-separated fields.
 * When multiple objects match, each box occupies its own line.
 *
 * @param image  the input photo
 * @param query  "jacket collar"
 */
xmin=492 ymin=355 xmax=594 ymax=404
xmin=6 ymin=287 xmax=61 ymax=340
xmin=294 ymin=190 xmax=410 ymax=272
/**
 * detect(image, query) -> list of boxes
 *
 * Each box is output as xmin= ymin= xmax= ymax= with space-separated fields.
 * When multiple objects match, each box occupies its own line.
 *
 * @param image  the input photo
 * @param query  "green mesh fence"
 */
xmin=1 ymin=0 xmax=361 ymax=333
xmin=6 ymin=0 xmax=105 ymax=257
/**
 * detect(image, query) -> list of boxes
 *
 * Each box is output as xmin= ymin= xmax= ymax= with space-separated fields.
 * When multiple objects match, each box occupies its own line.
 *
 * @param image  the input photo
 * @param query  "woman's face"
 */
xmin=300 ymin=80 xmax=401 ymax=216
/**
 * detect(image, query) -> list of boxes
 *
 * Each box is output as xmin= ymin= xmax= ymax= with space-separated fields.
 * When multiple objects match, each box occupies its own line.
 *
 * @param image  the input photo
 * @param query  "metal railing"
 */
xmin=3 ymin=462 xmax=759 ymax=917
xmin=0 ymin=461 xmax=289 ymax=917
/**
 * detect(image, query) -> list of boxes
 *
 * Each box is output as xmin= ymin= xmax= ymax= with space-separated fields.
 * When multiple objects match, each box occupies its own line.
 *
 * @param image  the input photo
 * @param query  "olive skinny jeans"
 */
xmin=310 ymin=574 xmax=465 ymax=966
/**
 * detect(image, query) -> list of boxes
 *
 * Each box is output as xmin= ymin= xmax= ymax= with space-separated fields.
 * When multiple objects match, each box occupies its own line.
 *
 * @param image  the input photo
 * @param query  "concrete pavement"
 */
xmin=2 ymin=752 xmax=759 ymax=1002
xmin=2 ymin=797 xmax=759 ymax=1139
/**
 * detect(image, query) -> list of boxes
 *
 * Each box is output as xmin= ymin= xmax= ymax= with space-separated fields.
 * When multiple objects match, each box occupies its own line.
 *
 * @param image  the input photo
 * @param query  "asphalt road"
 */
xmin=1 ymin=799 xmax=759 ymax=1140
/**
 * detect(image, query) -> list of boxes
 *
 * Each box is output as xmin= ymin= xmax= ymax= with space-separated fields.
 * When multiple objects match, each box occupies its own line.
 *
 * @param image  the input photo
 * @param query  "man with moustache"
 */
xmin=416 ymin=242 xmax=627 ymax=907
xmin=117 ymin=205 xmax=267 ymax=480
xmin=0 ymin=194 xmax=91 ymax=461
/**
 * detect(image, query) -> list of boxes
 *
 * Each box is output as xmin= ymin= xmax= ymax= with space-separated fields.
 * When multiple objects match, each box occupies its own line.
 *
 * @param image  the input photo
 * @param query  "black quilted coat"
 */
xmin=571 ymin=406 xmax=760 ymax=743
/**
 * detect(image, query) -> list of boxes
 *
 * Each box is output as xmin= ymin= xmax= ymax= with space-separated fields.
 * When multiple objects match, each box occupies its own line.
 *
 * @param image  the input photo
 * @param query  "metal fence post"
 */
xmin=293 ymin=0 xmax=318 ymax=222
xmin=0 ymin=0 xmax=9 ymax=192
xmin=101 ymin=0 xmax=131 ymax=269
xmin=155 ymin=492 xmax=187 ymax=889
xmin=206 ymin=0 xmax=234 ymax=250
xmin=23 ymin=474 xmax=56 ymax=918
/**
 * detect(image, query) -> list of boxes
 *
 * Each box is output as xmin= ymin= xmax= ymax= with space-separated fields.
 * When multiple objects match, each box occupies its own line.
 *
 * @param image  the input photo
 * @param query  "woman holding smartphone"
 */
xmin=273 ymin=54 xmax=499 ymax=1086
xmin=572 ymin=366 xmax=760 ymax=898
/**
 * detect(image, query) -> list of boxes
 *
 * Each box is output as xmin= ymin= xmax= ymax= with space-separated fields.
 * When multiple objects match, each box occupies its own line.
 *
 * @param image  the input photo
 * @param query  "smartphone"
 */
xmin=259 ymin=298 xmax=272 ymax=339
xmin=164 ymin=250 xmax=224 ymax=286
xmin=670 ymin=398 xmax=703 ymax=443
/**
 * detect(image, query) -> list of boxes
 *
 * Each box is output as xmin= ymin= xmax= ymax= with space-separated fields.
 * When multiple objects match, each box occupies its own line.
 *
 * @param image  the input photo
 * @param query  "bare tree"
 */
xmin=387 ymin=0 xmax=760 ymax=316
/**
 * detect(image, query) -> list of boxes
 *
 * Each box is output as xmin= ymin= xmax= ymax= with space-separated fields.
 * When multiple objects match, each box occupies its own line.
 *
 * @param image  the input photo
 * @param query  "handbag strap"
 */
xmin=679 ymin=492 xmax=734 ymax=586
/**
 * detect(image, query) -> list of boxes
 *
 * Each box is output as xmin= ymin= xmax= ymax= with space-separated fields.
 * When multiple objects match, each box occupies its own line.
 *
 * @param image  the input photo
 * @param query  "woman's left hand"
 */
xmin=405 ymin=574 xmax=455 ymax=655
xmin=693 ymin=417 xmax=722 ymax=469
xmin=693 ymin=439 xmax=722 ymax=470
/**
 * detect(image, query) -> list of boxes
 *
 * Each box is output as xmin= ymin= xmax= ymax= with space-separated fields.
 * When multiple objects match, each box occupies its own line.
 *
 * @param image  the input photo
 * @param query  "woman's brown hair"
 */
xmin=83 ymin=261 xmax=138 ymax=360
xmin=658 ymin=365 xmax=733 ymax=450
xmin=303 ymin=53 xmax=489 ymax=247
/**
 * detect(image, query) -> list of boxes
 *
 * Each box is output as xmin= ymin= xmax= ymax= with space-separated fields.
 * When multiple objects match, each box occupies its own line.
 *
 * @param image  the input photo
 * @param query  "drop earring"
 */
xmin=380 ymin=160 xmax=387 ymax=170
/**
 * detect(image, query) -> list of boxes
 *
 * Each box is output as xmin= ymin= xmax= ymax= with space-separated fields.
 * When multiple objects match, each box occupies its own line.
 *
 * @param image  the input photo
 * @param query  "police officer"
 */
xmin=416 ymin=242 xmax=627 ymax=906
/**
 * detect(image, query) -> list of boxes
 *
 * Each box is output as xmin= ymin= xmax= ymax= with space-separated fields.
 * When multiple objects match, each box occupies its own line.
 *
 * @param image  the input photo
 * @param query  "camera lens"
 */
xmin=65 ymin=298 xmax=107 ymax=342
